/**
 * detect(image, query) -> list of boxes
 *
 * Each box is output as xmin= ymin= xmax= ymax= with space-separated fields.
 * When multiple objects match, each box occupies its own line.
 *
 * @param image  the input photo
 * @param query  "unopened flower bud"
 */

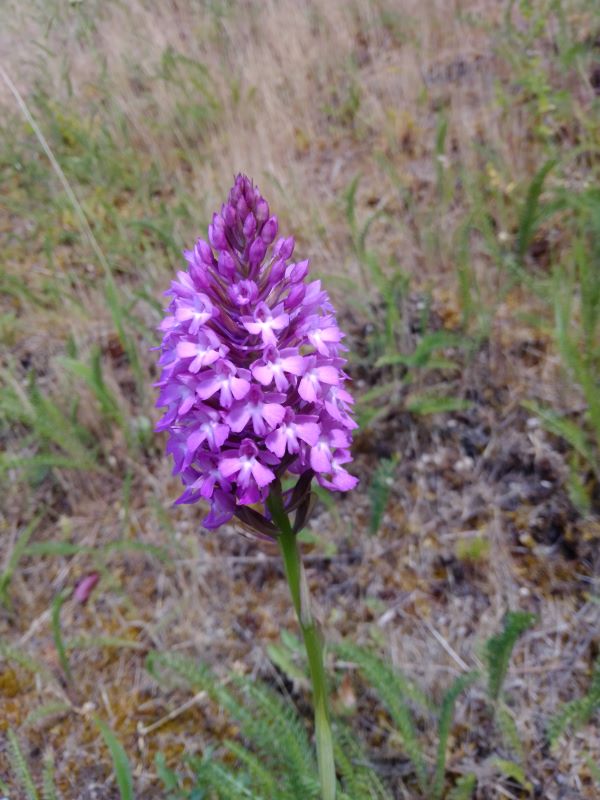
xmin=243 ymin=213 xmax=257 ymax=239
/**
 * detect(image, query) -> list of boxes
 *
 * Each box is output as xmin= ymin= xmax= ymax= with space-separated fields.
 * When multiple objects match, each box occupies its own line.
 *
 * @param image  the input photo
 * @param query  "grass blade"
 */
xmin=95 ymin=719 xmax=135 ymax=800
xmin=0 ymin=514 xmax=43 ymax=608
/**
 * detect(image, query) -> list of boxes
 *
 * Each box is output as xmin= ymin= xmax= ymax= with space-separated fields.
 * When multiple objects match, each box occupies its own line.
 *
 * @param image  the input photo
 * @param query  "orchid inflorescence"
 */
xmin=155 ymin=174 xmax=357 ymax=535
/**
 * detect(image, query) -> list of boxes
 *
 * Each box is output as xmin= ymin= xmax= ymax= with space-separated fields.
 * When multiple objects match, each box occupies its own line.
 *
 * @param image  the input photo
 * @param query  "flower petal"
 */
xmin=251 ymin=460 xmax=276 ymax=487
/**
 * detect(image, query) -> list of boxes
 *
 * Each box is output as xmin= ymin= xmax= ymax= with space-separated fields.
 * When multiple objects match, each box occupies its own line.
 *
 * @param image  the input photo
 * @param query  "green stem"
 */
xmin=51 ymin=589 xmax=73 ymax=684
xmin=268 ymin=493 xmax=336 ymax=800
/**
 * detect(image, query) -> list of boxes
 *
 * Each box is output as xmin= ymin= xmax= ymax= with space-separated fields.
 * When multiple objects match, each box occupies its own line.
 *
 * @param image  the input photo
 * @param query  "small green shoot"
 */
xmin=51 ymin=589 xmax=73 ymax=683
xmin=95 ymin=718 xmax=135 ymax=800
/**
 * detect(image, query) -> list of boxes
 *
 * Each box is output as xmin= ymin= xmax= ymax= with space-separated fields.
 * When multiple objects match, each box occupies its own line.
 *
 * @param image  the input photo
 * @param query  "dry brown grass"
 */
xmin=1 ymin=0 xmax=599 ymax=798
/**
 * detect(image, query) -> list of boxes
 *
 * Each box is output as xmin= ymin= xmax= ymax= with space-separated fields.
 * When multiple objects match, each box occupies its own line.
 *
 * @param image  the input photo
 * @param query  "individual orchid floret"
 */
xmin=298 ymin=356 xmax=341 ymax=403
xmin=155 ymin=173 xmax=357 ymax=532
xmin=242 ymin=301 xmax=289 ymax=345
xmin=265 ymin=410 xmax=320 ymax=458
xmin=251 ymin=346 xmax=306 ymax=391
xmin=195 ymin=360 xmax=251 ymax=408
xmin=226 ymin=385 xmax=286 ymax=435
xmin=176 ymin=330 xmax=225 ymax=372
xmin=219 ymin=439 xmax=278 ymax=505
xmin=186 ymin=405 xmax=230 ymax=454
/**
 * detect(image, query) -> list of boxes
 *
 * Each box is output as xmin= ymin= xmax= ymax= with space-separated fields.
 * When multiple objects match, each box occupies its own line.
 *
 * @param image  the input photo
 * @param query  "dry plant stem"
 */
xmin=268 ymin=493 xmax=336 ymax=800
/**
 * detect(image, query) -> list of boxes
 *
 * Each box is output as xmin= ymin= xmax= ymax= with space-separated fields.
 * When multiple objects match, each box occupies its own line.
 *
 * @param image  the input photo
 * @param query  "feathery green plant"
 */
xmin=547 ymin=655 xmax=600 ymax=747
xmin=58 ymin=347 xmax=124 ymax=430
xmin=334 ymin=640 xmax=429 ymax=793
xmin=6 ymin=717 xmax=136 ymax=800
xmin=0 ymin=369 xmax=99 ymax=480
xmin=345 ymin=175 xmax=470 ymax=429
xmin=485 ymin=611 xmax=535 ymax=702
xmin=41 ymin=752 xmax=60 ymax=800
xmin=147 ymin=649 xmax=399 ymax=799
xmin=520 ymin=186 xmax=600 ymax=508
xmin=480 ymin=610 xmax=536 ymax=778
xmin=145 ymin=613 xmax=540 ymax=799
xmin=585 ymin=754 xmax=600 ymax=787
xmin=5 ymin=728 xmax=43 ymax=800
xmin=492 ymin=758 xmax=532 ymax=794
xmin=333 ymin=726 xmax=391 ymax=800
xmin=431 ymin=672 xmax=479 ymax=800
xmin=147 ymin=651 xmax=322 ymax=799
xmin=336 ymin=641 xmax=477 ymax=798
xmin=0 ymin=618 xmax=539 ymax=799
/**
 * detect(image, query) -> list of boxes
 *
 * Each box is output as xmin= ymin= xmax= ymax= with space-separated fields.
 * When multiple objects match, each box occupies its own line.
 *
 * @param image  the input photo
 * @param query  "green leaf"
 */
xmin=515 ymin=158 xmax=557 ymax=260
xmin=222 ymin=740 xmax=279 ymax=796
xmin=154 ymin=752 xmax=180 ymax=793
xmin=455 ymin=536 xmax=490 ymax=562
xmin=492 ymin=758 xmax=532 ymax=791
xmin=447 ymin=773 xmax=477 ymax=800
xmin=432 ymin=672 xmax=478 ymax=800
xmin=266 ymin=641 xmax=309 ymax=687
xmin=58 ymin=349 xmax=123 ymax=428
xmin=0 ymin=513 xmax=43 ymax=607
xmin=335 ymin=642 xmax=429 ymax=791
xmin=95 ymin=719 xmax=135 ymax=800
xmin=334 ymin=724 xmax=393 ymax=800
xmin=585 ymin=754 xmax=600 ymax=786
xmin=522 ymin=400 xmax=598 ymax=473
xmin=485 ymin=612 xmax=536 ymax=700
xmin=51 ymin=590 xmax=72 ymax=683
xmin=548 ymin=656 xmax=600 ymax=746
xmin=7 ymin=729 xmax=39 ymax=800
xmin=42 ymin=751 xmax=60 ymax=800
xmin=496 ymin=700 xmax=524 ymax=759
xmin=375 ymin=330 xmax=462 ymax=369
xmin=24 ymin=541 xmax=87 ymax=557
xmin=23 ymin=702 xmax=71 ymax=729
xmin=566 ymin=461 xmax=592 ymax=515
xmin=406 ymin=395 xmax=471 ymax=415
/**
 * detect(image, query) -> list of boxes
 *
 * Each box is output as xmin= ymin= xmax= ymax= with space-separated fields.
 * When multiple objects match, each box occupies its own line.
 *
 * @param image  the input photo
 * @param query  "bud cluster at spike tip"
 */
xmin=155 ymin=174 xmax=358 ymax=531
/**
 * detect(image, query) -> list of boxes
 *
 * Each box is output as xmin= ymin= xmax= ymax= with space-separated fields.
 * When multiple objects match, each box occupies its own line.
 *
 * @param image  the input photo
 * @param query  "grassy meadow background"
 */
xmin=1 ymin=0 xmax=599 ymax=797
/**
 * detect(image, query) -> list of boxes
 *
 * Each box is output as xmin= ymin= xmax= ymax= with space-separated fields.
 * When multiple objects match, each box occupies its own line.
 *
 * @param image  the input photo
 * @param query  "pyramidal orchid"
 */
xmin=155 ymin=174 xmax=358 ymax=800
xmin=155 ymin=173 xmax=357 ymax=534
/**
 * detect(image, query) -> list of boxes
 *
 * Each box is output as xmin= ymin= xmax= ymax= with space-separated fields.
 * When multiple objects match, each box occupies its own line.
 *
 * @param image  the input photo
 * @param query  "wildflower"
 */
xmin=155 ymin=174 xmax=357 ymax=532
xmin=73 ymin=573 xmax=100 ymax=605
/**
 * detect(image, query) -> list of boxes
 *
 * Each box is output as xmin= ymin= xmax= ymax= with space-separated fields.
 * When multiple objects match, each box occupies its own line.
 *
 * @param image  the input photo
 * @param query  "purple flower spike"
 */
xmin=155 ymin=174 xmax=357 ymax=532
